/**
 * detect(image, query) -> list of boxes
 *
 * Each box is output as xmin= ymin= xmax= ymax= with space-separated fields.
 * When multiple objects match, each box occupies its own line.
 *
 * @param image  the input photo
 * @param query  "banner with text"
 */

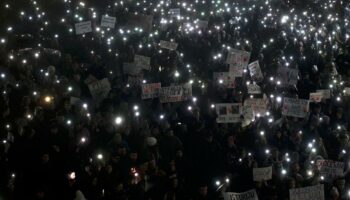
xmin=75 ymin=21 xmax=92 ymax=35
xmin=282 ymin=98 xmax=309 ymax=118
xmin=289 ymin=184 xmax=324 ymax=200
xmin=224 ymin=189 xmax=258 ymax=200
xmin=316 ymin=160 xmax=344 ymax=181
xmin=159 ymin=83 xmax=192 ymax=103
xmin=101 ymin=16 xmax=116 ymax=28
xmin=213 ymin=72 xmax=236 ymax=88
xmin=142 ymin=83 xmax=161 ymax=99
xmin=216 ymin=103 xmax=242 ymax=123
xmin=253 ymin=166 xmax=272 ymax=181
xmin=248 ymin=61 xmax=263 ymax=82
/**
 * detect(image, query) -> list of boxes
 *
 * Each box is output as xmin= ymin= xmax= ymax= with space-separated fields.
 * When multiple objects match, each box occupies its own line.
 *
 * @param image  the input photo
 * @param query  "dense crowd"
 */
xmin=1 ymin=0 xmax=350 ymax=199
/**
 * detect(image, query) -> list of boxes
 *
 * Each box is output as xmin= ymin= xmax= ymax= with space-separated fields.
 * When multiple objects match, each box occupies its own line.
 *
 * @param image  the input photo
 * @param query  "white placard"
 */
xmin=101 ymin=16 xmax=116 ymax=28
xmin=316 ymin=89 xmax=331 ymax=99
xmin=282 ymin=98 xmax=309 ymax=118
xmin=160 ymin=40 xmax=178 ymax=50
xmin=244 ymin=98 xmax=268 ymax=116
xmin=159 ymin=83 xmax=192 ymax=103
xmin=247 ymin=84 xmax=261 ymax=94
xmin=216 ymin=103 xmax=242 ymax=123
xmin=242 ymin=106 xmax=254 ymax=127
xmin=309 ymin=92 xmax=323 ymax=102
xmin=75 ymin=21 xmax=92 ymax=35
xmin=316 ymin=160 xmax=344 ymax=181
xmin=213 ymin=72 xmax=236 ymax=88
xmin=169 ymin=8 xmax=181 ymax=18
xmin=248 ymin=61 xmax=263 ymax=81
xmin=142 ymin=83 xmax=161 ymax=99
xmin=134 ymin=55 xmax=151 ymax=70
xmin=344 ymin=88 xmax=350 ymax=96
xmin=88 ymin=78 xmax=111 ymax=102
xmin=224 ymin=189 xmax=258 ymax=200
xmin=253 ymin=166 xmax=272 ymax=181
xmin=289 ymin=184 xmax=324 ymax=200
xmin=277 ymin=67 xmax=299 ymax=86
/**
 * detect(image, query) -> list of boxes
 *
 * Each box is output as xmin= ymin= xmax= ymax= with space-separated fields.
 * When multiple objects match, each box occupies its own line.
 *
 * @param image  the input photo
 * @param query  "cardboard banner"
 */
xmin=160 ymin=40 xmax=178 ymax=50
xmin=101 ymin=15 xmax=116 ymax=28
xmin=253 ymin=166 xmax=272 ymax=181
xmin=123 ymin=62 xmax=142 ymax=75
xmin=244 ymin=98 xmax=268 ymax=116
xmin=216 ymin=103 xmax=242 ymax=123
xmin=126 ymin=14 xmax=153 ymax=32
xmin=316 ymin=160 xmax=344 ymax=181
xmin=159 ymin=83 xmax=192 ymax=103
xmin=248 ymin=61 xmax=263 ymax=82
xmin=247 ymin=83 xmax=261 ymax=94
xmin=224 ymin=189 xmax=258 ymax=200
xmin=277 ymin=67 xmax=299 ymax=86
xmin=75 ymin=21 xmax=92 ymax=35
xmin=134 ymin=55 xmax=151 ymax=70
xmin=289 ymin=184 xmax=324 ymax=200
xmin=309 ymin=92 xmax=322 ymax=102
xmin=88 ymin=78 xmax=111 ymax=102
xmin=142 ymin=83 xmax=161 ymax=99
xmin=213 ymin=72 xmax=236 ymax=88
xmin=282 ymin=98 xmax=309 ymax=118
xmin=169 ymin=8 xmax=181 ymax=18
xmin=242 ymin=106 xmax=254 ymax=127
xmin=316 ymin=89 xmax=331 ymax=99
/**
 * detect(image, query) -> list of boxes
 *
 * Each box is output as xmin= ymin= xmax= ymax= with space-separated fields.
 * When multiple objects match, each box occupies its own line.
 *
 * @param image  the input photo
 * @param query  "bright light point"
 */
xmin=44 ymin=96 xmax=52 ymax=103
xmin=160 ymin=114 xmax=164 ymax=119
xmin=225 ymin=178 xmax=230 ymax=183
xmin=265 ymin=149 xmax=270 ymax=154
xmin=307 ymin=170 xmax=313 ymax=176
xmin=97 ymin=154 xmax=103 ymax=160
xmin=67 ymin=86 xmax=73 ymax=92
xmin=281 ymin=169 xmax=287 ymax=175
xmin=133 ymin=105 xmax=139 ymax=111
xmin=68 ymin=172 xmax=76 ymax=179
xmin=211 ymin=104 xmax=215 ymax=108
xmin=81 ymin=137 xmax=86 ymax=143
xmin=174 ymin=71 xmax=180 ymax=77
xmin=135 ymin=111 xmax=140 ymax=117
xmin=281 ymin=15 xmax=289 ymax=24
xmin=83 ymin=103 xmax=88 ymax=109
xmin=66 ymin=120 xmax=72 ymax=125
xmin=115 ymin=116 xmax=123 ymax=125
xmin=192 ymin=97 xmax=197 ymax=102
xmin=260 ymin=131 xmax=264 ymax=136
xmin=219 ymin=79 xmax=223 ymax=84
xmin=336 ymin=97 xmax=341 ymax=101
xmin=276 ymin=96 xmax=282 ymax=103
xmin=215 ymin=180 xmax=221 ymax=186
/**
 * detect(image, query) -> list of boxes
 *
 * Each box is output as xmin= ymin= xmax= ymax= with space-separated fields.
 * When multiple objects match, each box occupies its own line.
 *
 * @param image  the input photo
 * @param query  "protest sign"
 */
xmin=196 ymin=20 xmax=208 ymax=29
xmin=159 ymin=83 xmax=192 ymax=103
xmin=244 ymin=98 xmax=268 ymax=116
xmin=282 ymin=98 xmax=309 ymax=118
xmin=216 ymin=103 xmax=242 ymax=123
xmin=247 ymin=83 xmax=261 ymax=94
xmin=101 ymin=15 xmax=116 ymax=28
xmin=142 ymin=83 xmax=161 ymax=99
xmin=127 ymin=75 xmax=143 ymax=87
xmin=253 ymin=166 xmax=272 ymax=181
xmin=123 ymin=62 xmax=142 ymax=75
xmin=344 ymin=87 xmax=350 ymax=96
xmin=316 ymin=160 xmax=344 ymax=181
xmin=160 ymin=40 xmax=178 ymax=50
xmin=134 ymin=55 xmax=151 ymax=70
xmin=224 ymin=189 xmax=258 ymax=200
xmin=242 ymin=106 xmax=254 ymax=127
xmin=169 ymin=8 xmax=180 ymax=18
xmin=277 ymin=67 xmax=299 ymax=86
xmin=126 ymin=14 xmax=153 ymax=32
xmin=227 ymin=49 xmax=250 ymax=77
xmin=75 ymin=21 xmax=92 ymax=35
xmin=289 ymin=184 xmax=324 ymax=200
xmin=213 ymin=72 xmax=236 ymax=88
xmin=248 ymin=61 xmax=263 ymax=81
xmin=316 ymin=89 xmax=331 ymax=99
xmin=309 ymin=92 xmax=323 ymax=102
xmin=88 ymin=78 xmax=111 ymax=102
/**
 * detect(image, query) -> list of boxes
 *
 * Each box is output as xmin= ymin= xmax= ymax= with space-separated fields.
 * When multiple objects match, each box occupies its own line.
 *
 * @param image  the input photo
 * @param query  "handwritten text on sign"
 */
xmin=289 ymin=184 xmax=324 ymax=200
xmin=282 ymin=98 xmax=309 ymax=118
xmin=224 ymin=189 xmax=258 ymax=200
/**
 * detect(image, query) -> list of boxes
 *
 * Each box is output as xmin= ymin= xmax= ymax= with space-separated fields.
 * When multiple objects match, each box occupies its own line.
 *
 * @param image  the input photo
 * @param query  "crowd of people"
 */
xmin=1 ymin=0 xmax=350 ymax=199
